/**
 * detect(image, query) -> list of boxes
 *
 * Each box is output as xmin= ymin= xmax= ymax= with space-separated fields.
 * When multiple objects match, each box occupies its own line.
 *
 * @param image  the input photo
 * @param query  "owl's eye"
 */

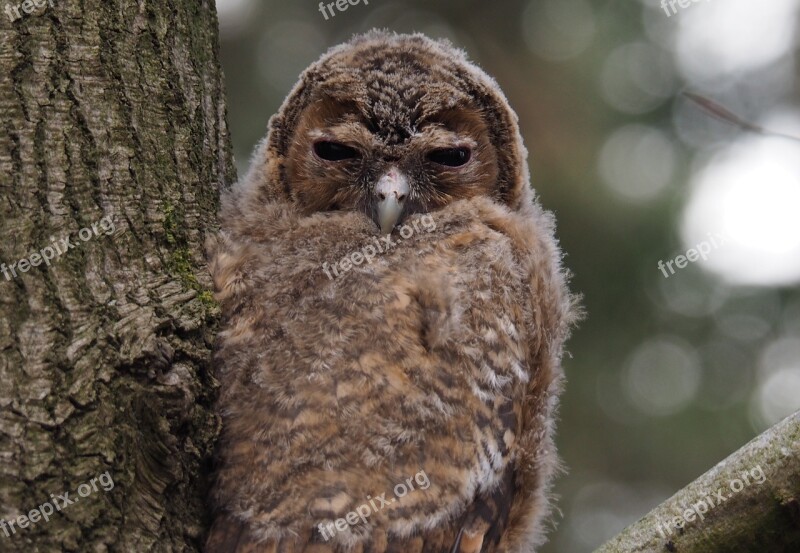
xmin=427 ymin=147 xmax=472 ymax=167
xmin=313 ymin=141 xmax=360 ymax=162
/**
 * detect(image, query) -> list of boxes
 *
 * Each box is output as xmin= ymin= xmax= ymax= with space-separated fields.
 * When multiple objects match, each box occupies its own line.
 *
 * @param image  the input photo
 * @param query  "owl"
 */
xmin=205 ymin=31 xmax=577 ymax=553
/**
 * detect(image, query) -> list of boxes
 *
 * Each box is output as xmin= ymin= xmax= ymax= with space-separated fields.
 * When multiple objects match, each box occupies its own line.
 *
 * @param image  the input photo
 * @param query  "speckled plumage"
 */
xmin=205 ymin=31 xmax=577 ymax=553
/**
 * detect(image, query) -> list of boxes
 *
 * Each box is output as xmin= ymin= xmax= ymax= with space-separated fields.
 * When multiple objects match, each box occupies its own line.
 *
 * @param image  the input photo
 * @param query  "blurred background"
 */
xmin=213 ymin=0 xmax=800 ymax=550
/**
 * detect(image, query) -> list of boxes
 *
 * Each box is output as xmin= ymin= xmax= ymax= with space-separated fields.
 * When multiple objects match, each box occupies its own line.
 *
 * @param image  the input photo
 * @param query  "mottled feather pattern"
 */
xmin=206 ymin=30 xmax=577 ymax=553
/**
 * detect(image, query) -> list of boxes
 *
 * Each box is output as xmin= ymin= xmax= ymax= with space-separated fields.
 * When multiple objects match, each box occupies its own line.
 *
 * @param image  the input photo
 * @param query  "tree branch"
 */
xmin=596 ymin=410 xmax=800 ymax=552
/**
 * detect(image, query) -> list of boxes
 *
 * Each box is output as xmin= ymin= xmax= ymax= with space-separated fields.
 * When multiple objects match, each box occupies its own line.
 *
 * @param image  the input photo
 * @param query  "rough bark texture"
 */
xmin=596 ymin=410 xmax=800 ymax=553
xmin=0 ymin=1 xmax=233 ymax=551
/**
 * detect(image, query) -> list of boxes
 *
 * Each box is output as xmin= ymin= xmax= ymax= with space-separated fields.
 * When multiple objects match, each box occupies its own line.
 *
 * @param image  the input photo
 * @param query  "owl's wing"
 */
xmin=406 ymin=224 xmax=566 ymax=553
xmin=409 ymin=228 xmax=532 ymax=553
xmin=449 ymin=463 xmax=517 ymax=553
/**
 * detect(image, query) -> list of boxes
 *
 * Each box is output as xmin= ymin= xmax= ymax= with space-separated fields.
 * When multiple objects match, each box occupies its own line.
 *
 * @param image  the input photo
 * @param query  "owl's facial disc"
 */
xmin=374 ymin=167 xmax=409 ymax=234
xmin=285 ymin=97 xmax=501 ymax=229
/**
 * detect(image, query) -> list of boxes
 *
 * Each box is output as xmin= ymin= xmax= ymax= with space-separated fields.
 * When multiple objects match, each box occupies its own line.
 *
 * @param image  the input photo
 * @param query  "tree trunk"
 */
xmin=0 ymin=1 xmax=233 ymax=551
xmin=596 ymin=410 xmax=800 ymax=553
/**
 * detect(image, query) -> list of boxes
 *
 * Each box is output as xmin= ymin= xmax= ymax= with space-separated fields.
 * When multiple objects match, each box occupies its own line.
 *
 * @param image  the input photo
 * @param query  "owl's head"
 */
xmin=240 ymin=31 xmax=532 ymax=234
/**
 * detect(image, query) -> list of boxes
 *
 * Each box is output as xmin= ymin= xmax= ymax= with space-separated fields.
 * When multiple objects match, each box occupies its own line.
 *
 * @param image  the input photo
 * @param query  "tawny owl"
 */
xmin=205 ymin=30 xmax=577 ymax=553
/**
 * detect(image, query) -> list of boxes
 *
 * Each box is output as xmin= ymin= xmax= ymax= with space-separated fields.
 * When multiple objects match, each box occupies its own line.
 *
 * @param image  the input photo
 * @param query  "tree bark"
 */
xmin=596 ymin=410 xmax=800 ymax=553
xmin=0 ymin=1 xmax=233 ymax=551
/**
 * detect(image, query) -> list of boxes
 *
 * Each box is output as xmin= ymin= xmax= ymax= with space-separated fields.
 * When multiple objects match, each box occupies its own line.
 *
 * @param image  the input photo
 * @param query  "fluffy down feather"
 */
xmin=206 ymin=30 xmax=577 ymax=553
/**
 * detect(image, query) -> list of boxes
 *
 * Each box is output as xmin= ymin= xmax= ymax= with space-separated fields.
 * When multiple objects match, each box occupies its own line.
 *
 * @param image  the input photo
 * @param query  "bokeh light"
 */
xmin=215 ymin=0 xmax=256 ymax=36
xmin=674 ymin=0 xmax=800 ymax=82
xmin=681 ymin=133 xmax=800 ymax=286
xmin=567 ymin=480 xmax=668 ymax=550
xmin=624 ymin=336 xmax=701 ymax=416
xmin=752 ymin=337 xmax=800 ymax=427
xmin=600 ymin=42 xmax=676 ymax=114
xmin=598 ymin=124 xmax=676 ymax=202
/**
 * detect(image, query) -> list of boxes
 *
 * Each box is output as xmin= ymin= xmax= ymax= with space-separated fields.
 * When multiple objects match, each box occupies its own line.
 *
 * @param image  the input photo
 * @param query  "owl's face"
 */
xmin=285 ymin=88 xmax=501 ymax=234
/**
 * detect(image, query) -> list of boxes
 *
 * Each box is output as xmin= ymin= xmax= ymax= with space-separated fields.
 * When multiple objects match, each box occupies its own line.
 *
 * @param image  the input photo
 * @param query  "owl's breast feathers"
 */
xmin=206 ymin=195 xmax=574 ymax=553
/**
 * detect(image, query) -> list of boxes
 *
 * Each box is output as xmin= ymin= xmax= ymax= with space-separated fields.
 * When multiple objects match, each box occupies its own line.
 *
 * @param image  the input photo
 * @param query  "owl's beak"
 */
xmin=374 ymin=168 xmax=409 ymax=234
